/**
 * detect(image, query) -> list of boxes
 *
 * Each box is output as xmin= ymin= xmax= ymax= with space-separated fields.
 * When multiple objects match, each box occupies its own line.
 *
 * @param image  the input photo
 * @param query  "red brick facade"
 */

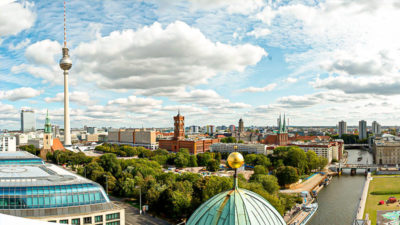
xmin=158 ymin=113 xmax=219 ymax=154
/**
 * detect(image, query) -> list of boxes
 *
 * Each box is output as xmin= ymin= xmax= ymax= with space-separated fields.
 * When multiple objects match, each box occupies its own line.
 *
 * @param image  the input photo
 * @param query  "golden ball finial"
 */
xmin=227 ymin=152 xmax=244 ymax=169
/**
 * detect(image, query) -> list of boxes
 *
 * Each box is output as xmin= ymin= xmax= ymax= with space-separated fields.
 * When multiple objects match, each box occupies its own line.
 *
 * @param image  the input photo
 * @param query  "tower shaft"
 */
xmin=64 ymin=70 xmax=71 ymax=146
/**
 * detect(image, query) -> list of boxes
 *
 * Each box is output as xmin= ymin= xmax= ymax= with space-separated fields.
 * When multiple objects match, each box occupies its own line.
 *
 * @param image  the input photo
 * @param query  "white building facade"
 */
xmin=210 ymin=143 xmax=267 ymax=155
xmin=0 ymin=135 xmax=16 ymax=152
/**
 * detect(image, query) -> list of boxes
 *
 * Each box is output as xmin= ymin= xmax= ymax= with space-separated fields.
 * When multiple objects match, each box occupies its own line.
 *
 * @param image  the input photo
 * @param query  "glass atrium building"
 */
xmin=0 ymin=152 xmax=124 ymax=225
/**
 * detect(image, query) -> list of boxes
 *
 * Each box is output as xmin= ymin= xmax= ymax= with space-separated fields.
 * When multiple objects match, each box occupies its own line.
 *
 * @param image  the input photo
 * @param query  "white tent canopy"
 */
xmin=0 ymin=213 xmax=61 ymax=225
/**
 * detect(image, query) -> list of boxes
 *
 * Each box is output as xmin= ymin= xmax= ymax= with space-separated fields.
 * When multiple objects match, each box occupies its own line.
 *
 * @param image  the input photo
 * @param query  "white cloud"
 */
xmin=285 ymin=77 xmax=298 ymax=83
xmin=107 ymin=95 xmax=162 ymax=113
xmin=44 ymin=91 xmax=93 ymax=105
xmin=9 ymin=38 xmax=31 ymax=50
xmin=312 ymin=75 xmax=400 ymax=95
xmin=0 ymin=87 xmax=42 ymax=101
xmin=239 ymin=83 xmax=277 ymax=93
xmin=0 ymin=0 xmax=36 ymax=36
xmin=74 ymin=21 xmax=266 ymax=90
xmin=25 ymin=39 xmax=61 ymax=65
xmin=190 ymin=0 xmax=265 ymax=14
xmin=246 ymin=27 xmax=271 ymax=38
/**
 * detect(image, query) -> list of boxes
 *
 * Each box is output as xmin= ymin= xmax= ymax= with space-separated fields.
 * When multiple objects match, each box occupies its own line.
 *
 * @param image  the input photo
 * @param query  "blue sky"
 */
xmin=1 ymin=0 xmax=400 ymax=129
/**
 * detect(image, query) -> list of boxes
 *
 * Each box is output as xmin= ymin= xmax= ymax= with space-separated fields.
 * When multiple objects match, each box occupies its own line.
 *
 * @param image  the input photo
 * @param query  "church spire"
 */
xmin=44 ymin=110 xmax=52 ymax=134
xmin=283 ymin=113 xmax=286 ymax=133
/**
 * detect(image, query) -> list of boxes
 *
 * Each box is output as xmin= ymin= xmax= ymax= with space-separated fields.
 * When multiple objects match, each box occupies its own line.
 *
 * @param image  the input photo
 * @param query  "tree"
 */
xmin=250 ymin=174 xmax=280 ymax=194
xmin=99 ymin=153 xmax=122 ymax=177
xmin=245 ymin=154 xmax=271 ymax=168
xmin=238 ymin=140 xmax=244 ymax=143
xmin=276 ymin=166 xmax=299 ymax=186
xmin=188 ymin=155 xmax=198 ymax=167
xmin=306 ymin=150 xmax=319 ymax=172
xmin=121 ymin=177 xmax=136 ymax=197
xmin=206 ymin=159 xmax=220 ymax=172
xmin=174 ymin=153 xmax=189 ymax=168
xmin=215 ymin=152 xmax=222 ymax=163
xmin=285 ymin=147 xmax=307 ymax=175
xmin=197 ymin=152 xmax=212 ymax=166
xmin=253 ymin=165 xmax=268 ymax=175
xmin=220 ymin=137 xmax=237 ymax=143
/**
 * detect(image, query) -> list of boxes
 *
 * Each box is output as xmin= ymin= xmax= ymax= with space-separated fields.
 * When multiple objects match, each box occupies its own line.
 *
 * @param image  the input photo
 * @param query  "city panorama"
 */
xmin=1 ymin=1 xmax=400 ymax=225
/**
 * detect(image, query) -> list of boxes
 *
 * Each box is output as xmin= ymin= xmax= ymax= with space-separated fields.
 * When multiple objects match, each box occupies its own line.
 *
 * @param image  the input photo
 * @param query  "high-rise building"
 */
xmin=190 ymin=125 xmax=199 ymax=133
xmin=59 ymin=1 xmax=72 ymax=146
xmin=206 ymin=125 xmax=215 ymax=134
xmin=21 ymin=109 xmax=36 ymax=132
xmin=372 ymin=121 xmax=381 ymax=135
xmin=229 ymin=125 xmax=236 ymax=133
xmin=87 ymin=127 xmax=98 ymax=134
xmin=338 ymin=121 xmax=347 ymax=137
xmin=359 ymin=120 xmax=367 ymax=140
xmin=238 ymin=118 xmax=244 ymax=133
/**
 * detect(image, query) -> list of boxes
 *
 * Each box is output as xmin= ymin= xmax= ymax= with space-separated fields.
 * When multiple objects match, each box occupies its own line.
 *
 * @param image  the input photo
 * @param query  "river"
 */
xmin=307 ymin=149 xmax=373 ymax=225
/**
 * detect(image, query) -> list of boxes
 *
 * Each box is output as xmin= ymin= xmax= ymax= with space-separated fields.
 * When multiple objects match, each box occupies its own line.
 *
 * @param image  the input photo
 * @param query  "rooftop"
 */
xmin=0 ymin=151 xmax=97 ymax=187
xmin=0 ymin=151 xmax=38 ymax=160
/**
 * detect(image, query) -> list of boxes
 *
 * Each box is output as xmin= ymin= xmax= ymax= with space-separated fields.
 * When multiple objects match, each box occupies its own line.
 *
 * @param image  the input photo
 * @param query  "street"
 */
xmin=109 ymin=196 xmax=171 ymax=225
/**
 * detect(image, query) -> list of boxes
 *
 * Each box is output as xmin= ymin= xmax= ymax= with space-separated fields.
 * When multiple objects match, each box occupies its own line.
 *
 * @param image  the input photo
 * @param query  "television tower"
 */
xmin=59 ymin=0 xmax=72 ymax=146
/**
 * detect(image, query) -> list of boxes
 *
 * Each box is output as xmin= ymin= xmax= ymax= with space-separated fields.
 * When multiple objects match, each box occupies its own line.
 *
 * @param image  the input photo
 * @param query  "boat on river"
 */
xmin=300 ymin=203 xmax=318 ymax=225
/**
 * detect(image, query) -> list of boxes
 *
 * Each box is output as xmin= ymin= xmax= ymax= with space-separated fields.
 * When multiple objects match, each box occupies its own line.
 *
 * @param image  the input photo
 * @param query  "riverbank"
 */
xmin=356 ymin=172 xmax=371 ymax=220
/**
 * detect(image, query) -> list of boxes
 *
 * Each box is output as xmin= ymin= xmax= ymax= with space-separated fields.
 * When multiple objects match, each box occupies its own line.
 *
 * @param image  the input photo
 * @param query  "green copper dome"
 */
xmin=186 ymin=187 xmax=286 ymax=225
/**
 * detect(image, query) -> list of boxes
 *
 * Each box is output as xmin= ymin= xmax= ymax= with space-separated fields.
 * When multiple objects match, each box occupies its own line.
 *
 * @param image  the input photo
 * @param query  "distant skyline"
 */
xmin=1 ymin=0 xmax=400 ymax=129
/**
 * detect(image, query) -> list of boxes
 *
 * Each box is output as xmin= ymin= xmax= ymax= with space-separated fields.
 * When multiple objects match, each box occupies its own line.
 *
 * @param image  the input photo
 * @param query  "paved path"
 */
xmin=356 ymin=172 xmax=372 ymax=219
xmin=109 ymin=196 xmax=171 ymax=225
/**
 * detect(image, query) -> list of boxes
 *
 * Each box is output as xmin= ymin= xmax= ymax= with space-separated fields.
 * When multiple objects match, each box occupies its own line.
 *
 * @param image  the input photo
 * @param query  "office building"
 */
xmin=374 ymin=135 xmax=400 ymax=165
xmin=21 ymin=109 xmax=36 ymax=132
xmin=0 ymin=151 xmax=125 ymax=224
xmin=108 ymin=129 xmax=157 ymax=150
xmin=206 ymin=125 xmax=215 ymax=134
xmin=372 ymin=121 xmax=381 ymax=135
xmin=359 ymin=120 xmax=367 ymax=140
xmin=229 ymin=125 xmax=235 ymax=133
xmin=238 ymin=118 xmax=244 ymax=133
xmin=0 ymin=135 xmax=16 ymax=152
xmin=87 ymin=127 xmax=98 ymax=134
xmin=290 ymin=142 xmax=334 ymax=163
xmin=338 ymin=121 xmax=347 ymax=137
xmin=210 ymin=143 xmax=267 ymax=155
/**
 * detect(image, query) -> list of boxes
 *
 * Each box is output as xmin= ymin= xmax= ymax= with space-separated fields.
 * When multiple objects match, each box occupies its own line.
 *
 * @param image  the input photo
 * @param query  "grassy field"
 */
xmin=364 ymin=177 xmax=400 ymax=225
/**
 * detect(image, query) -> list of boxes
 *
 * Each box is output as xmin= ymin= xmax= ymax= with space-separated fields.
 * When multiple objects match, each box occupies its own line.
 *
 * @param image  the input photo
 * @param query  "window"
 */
xmin=84 ymin=217 xmax=92 ymax=224
xmin=71 ymin=218 xmax=81 ymax=225
xmin=47 ymin=221 xmax=57 ymax=223
xmin=106 ymin=213 xmax=120 ymax=221
xmin=59 ymin=220 xmax=69 ymax=224
xmin=106 ymin=222 xmax=120 ymax=225
xmin=95 ymin=215 xmax=103 ymax=222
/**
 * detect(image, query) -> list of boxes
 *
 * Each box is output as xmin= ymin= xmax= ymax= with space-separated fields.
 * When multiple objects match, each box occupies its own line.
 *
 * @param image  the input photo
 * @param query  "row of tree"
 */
xmin=44 ymin=150 xmax=301 ymax=222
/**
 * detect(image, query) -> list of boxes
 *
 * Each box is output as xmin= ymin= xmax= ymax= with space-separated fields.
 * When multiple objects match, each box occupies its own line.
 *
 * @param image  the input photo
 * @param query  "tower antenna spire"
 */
xmin=64 ymin=0 xmax=67 ymax=48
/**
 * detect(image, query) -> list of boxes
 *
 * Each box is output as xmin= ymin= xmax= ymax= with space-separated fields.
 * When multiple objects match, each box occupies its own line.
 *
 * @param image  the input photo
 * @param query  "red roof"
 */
xmin=51 ymin=138 xmax=65 ymax=151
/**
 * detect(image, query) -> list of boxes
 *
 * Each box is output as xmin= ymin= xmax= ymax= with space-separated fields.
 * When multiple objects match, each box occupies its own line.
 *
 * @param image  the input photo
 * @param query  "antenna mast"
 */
xmin=64 ymin=0 xmax=67 ymax=47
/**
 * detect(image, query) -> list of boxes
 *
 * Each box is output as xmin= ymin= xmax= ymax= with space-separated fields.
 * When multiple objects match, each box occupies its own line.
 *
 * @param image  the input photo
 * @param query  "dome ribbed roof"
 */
xmin=187 ymin=188 xmax=286 ymax=225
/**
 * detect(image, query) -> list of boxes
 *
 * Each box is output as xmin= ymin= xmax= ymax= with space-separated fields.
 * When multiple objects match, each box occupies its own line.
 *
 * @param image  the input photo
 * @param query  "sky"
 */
xmin=1 ymin=0 xmax=400 ymax=130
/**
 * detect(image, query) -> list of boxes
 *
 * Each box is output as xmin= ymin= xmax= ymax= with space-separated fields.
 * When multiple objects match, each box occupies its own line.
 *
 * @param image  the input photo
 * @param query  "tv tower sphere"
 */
xmin=60 ymin=48 xmax=72 ymax=70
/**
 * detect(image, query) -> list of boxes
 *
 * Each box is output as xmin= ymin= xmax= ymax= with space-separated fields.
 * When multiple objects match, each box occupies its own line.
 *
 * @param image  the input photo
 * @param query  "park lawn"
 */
xmin=364 ymin=177 xmax=400 ymax=225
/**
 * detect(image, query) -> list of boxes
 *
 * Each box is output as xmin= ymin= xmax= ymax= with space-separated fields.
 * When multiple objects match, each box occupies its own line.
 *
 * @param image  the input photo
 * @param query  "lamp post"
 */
xmin=135 ymin=185 xmax=142 ymax=215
